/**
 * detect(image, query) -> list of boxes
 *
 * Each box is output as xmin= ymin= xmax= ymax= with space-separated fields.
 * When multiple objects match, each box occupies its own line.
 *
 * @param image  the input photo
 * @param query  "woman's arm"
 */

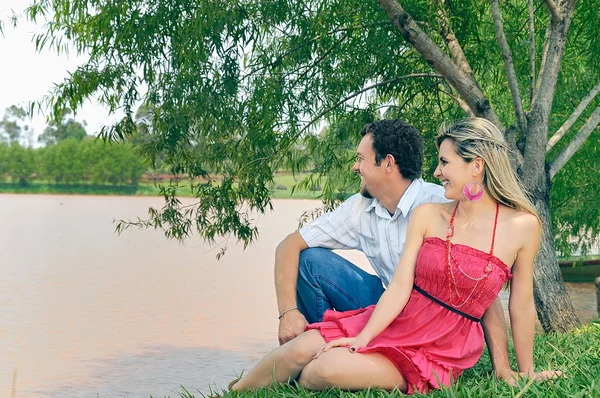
xmin=481 ymin=298 xmax=511 ymax=375
xmin=315 ymin=204 xmax=431 ymax=354
xmin=508 ymin=214 xmax=540 ymax=376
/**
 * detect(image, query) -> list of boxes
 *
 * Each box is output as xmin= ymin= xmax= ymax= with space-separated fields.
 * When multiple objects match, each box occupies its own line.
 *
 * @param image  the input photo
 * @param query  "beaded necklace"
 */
xmin=445 ymin=201 xmax=499 ymax=308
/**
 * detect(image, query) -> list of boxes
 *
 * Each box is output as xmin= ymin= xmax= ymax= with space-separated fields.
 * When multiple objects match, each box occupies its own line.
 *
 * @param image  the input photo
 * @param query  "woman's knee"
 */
xmin=284 ymin=331 xmax=323 ymax=367
xmin=297 ymin=359 xmax=333 ymax=390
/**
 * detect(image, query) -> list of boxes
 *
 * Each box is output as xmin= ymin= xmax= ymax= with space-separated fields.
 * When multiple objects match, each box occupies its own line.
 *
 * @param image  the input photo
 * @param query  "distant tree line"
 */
xmin=0 ymin=105 xmax=146 ymax=186
xmin=0 ymin=137 xmax=146 ymax=186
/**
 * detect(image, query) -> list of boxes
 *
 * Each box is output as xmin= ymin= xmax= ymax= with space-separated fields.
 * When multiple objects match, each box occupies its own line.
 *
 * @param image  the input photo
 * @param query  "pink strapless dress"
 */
xmin=307 ymin=237 xmax=512 ymax=394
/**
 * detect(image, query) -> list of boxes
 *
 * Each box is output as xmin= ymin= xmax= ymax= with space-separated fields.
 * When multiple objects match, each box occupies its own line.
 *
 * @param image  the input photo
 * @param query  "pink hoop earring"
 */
xmin=462 ymin=181 xmax=484 ymax=201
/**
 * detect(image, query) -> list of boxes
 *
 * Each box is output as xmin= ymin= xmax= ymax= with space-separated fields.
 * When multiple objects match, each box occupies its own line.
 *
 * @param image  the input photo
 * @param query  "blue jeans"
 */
xmin=297 ymin=248 xmax=386 ymax=323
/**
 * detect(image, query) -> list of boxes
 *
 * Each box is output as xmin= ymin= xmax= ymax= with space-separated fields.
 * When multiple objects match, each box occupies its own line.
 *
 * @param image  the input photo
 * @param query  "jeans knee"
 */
xmin=299 ymin=248 xmax=331 ymax=273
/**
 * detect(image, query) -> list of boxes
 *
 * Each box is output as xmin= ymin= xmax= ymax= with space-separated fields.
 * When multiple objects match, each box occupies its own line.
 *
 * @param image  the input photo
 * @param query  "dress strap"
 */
xmin=446 ymin=202 xmax=460 ymax=239
xmin=446 ymin=201 xmax=500 ymax=256
xmin=489 ymin=202 xmax=500 ymax=256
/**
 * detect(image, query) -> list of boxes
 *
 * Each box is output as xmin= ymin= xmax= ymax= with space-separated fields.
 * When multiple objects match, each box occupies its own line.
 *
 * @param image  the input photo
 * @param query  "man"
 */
xmin=274 ymin=119 xmax=517 ymax=381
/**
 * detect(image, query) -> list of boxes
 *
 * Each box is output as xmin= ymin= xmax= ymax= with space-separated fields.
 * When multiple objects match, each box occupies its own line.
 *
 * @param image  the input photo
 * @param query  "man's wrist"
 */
xmin=278 ymin=307 xmax=299 ymax=319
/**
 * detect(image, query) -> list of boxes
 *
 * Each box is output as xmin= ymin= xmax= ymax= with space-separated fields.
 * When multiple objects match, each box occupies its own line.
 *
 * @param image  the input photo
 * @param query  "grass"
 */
xmin=189 ymin=318 xmax=600 ymax=398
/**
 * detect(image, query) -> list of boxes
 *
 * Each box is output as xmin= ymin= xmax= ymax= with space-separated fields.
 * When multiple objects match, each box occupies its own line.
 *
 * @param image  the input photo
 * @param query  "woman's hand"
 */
xmin=496 ymin=368 xmax=564 ymax=386
xmin=312 ymin=335 xmax=370 ymax=359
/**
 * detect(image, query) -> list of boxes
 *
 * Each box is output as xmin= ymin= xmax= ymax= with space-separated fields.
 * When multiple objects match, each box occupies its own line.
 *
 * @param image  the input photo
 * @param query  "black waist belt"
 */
xmin=413 ymin=284 xmax=481 ymax=323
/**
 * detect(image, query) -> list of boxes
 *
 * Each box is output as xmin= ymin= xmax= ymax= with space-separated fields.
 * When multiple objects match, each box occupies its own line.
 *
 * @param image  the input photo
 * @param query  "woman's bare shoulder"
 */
xmin=414 ymin=201 xmax=456 ymax=214
xmin=501 ymin=206 xmax=541 ymax=238
xmin=413 ymin=201 xmax=456 ymax=225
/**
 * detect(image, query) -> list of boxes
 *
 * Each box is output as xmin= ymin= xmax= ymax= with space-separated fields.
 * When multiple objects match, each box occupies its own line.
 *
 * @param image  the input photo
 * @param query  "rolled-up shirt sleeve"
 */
xmin=299 ymin=194 xmax=364 ymax=251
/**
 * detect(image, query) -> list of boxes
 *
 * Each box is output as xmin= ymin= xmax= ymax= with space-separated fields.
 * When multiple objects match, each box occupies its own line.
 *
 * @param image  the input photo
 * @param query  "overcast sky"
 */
xmin=0 ymin=0 xmax=113 ymax=140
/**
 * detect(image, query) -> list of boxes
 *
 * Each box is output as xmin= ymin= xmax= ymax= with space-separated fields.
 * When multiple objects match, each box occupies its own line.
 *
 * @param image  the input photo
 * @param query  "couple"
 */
xmin=230 ymin=118 xmax=558 ymax=394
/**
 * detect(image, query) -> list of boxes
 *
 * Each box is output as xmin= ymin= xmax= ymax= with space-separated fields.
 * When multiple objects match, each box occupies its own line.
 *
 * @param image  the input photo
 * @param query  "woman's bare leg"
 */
xmin=232 ymin=330 xmax=326 ymax=391
xmin=298 ymin=347 xmax=407 ymax=393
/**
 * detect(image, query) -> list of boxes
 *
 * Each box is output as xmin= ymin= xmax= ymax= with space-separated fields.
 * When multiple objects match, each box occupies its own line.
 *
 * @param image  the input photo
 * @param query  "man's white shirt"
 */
xmin=299 ymin=178 xmax=448 ymax=286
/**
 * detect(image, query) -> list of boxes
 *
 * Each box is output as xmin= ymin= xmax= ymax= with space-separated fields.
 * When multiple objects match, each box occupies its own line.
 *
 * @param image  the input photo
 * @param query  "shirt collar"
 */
xmin=397 ymin=178 xmax=423 ymax=217
xmin=364 ymin=178 xmax=423 ymax=219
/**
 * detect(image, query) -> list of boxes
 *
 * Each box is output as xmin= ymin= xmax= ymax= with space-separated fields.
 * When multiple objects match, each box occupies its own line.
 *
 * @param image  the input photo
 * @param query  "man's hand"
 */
xmin=278 ymin=310 xmax=308 ymax=345
xmin=496 ymin=368 xmax=564 ymax=386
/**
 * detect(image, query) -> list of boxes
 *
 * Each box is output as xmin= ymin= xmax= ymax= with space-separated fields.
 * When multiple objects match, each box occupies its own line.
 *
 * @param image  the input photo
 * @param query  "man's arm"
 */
xmin=482 ymin=297 xmax=512 ymax=377
xmin=275 ymin=231 xmax=309 ymax=345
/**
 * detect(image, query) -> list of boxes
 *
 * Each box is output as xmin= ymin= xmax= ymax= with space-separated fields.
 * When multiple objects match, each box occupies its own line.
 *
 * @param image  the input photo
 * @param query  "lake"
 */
xmin=0 ymin=194 xmax=597 ymax=397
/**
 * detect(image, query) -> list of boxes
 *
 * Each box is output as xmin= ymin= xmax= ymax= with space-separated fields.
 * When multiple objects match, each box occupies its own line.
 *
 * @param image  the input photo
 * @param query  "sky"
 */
xmin=0 ymin=0 xmax=113 ymax=143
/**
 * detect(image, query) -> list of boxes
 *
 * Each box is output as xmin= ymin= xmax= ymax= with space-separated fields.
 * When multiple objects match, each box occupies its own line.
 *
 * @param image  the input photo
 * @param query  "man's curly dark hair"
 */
xmin=360 ymin=119 xmax=423 ymax=180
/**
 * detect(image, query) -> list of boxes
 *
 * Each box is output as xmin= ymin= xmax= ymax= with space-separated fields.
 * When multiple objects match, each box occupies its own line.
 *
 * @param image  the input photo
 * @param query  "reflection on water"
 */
xmin=0 ymin=195 xmax=596 ymax=397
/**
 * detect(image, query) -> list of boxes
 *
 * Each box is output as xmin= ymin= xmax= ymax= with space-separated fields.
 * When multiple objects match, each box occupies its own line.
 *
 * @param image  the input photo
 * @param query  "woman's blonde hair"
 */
xmin=435 ymin=117 xmax=539 ymax=221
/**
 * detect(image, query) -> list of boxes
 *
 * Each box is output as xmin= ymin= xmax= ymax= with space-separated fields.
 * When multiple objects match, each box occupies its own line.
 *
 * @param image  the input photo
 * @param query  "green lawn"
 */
xmin=196 ymin=318 xmax=600 ymax=398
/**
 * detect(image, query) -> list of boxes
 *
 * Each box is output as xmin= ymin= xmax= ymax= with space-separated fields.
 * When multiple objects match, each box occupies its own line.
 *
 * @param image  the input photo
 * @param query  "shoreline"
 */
xmin=2 ymin=188 xmax=598 ymax=276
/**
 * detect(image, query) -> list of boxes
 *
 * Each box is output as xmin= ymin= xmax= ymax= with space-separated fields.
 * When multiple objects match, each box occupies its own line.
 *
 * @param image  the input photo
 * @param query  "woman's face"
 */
xmin=433 ymin=138 xmax=473 ymax=200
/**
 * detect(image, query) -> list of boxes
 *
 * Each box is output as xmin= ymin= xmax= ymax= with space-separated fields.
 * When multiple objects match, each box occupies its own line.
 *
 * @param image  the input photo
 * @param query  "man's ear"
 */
xmin=385 ymin=154 xmax=395 ymax=170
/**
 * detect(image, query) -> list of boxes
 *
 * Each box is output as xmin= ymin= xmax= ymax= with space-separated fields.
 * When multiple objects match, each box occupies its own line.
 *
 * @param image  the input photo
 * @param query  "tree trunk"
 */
xmin=531 ymin=190 xmax=581 ymax=332
xmin=521 ymin=108 xmax=580 ymax=332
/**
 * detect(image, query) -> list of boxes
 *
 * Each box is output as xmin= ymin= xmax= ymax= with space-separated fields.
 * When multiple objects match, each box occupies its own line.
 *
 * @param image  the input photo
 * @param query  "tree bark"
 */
xmin=549 ymin=104 xmax=600 ymax=179
xmin=523 ymin=105 xmax=581 ymax=332
xmin=547 ymin=80 xmax=600 ymax=152
xmin=595 ymin=276 xmax=600 ymax=316
xmin=519 ymin=1 xmax=580 ymax=331
xmin=531 ymin=191 xmax=581 ymax=332
xmin=528 ymin=0 xmax=536 ymax=106
xmin=490 ymin=0 xmax=527 ymax=133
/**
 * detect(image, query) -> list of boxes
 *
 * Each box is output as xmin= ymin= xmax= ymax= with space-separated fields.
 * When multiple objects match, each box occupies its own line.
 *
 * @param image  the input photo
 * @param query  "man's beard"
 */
xmin=360 ymin=185 xmax=373 ymax=199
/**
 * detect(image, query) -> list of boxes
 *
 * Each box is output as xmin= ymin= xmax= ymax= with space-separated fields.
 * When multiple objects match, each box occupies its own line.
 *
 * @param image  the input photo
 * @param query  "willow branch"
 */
xmin=300 ymin=74 xmax=443 ymax=135
xmin=242 ymin=21 xmax=392 ymax=80
xmin=439 ymin=86 xmax=474 ymax=116
xmin=549 ymin=104 xmax=600 ymax=179
xmin=288 ymin=33 xmax=348 ymax=85
xmin=435 ymin=0 xmax=474 ymax=76
xmin=490 ymin=0 xmax=527 ymax=132
xmin=528 ymin=0 xmax=535 ymax=106
xmin=242 ymin=74 xmax=443 ymax=169
xmin=543 ymin=0 xmax=561 ymax=21
xmin=531 ymin=24 xmax=551 ymax=111
xmin=547 ymin=80 xmax=600 ymax=151
xmin=378 ymin=0 xmax=502 ymax=129
xmin=530 ymin=0 xmax=577 ymax=117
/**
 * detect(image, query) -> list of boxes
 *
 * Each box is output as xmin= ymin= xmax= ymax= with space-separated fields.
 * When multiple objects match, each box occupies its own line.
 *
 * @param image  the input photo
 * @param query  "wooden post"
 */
xmin=596 ymin=276 xmax=600 ymax=316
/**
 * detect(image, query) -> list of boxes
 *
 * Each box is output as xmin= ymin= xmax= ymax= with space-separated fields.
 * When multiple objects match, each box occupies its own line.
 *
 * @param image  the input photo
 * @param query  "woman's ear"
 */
xmin=472 ymin=157 xmax=485 ymax=177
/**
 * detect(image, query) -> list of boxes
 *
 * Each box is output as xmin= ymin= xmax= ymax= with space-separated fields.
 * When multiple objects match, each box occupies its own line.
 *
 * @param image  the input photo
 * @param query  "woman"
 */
xmin=231 ymin=118 xmax=555 ymax=394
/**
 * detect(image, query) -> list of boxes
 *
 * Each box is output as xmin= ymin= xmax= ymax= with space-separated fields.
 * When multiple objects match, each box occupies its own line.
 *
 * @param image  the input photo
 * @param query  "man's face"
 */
xmin=352 ymin=134 xmax=384 ymax=198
